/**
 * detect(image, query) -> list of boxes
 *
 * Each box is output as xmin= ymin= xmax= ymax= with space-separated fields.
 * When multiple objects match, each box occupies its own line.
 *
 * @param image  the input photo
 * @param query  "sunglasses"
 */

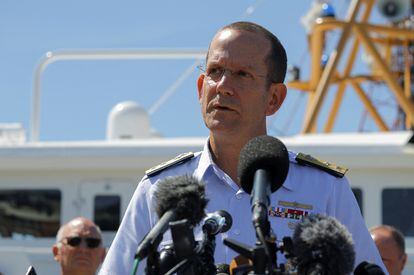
xmin=62 ymin=236 xmax=102 ymax=249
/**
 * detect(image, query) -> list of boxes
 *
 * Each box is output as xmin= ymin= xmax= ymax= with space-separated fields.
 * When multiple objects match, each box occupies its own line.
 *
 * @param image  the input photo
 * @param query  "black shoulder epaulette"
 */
xmin=145 ymin=152 xmax=194 ymax=177
xmin=295 ymin=152 xmax=348 ymax=178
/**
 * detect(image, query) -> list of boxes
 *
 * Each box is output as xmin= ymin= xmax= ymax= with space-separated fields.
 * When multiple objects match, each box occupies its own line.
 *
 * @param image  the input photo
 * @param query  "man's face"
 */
xmin=53 ymin=219 xmax=105 ymax=275
xmin=197 ymin=28 xmax=286 ymax=139
xmin=371 ymin=229 xmax=407 ymax=275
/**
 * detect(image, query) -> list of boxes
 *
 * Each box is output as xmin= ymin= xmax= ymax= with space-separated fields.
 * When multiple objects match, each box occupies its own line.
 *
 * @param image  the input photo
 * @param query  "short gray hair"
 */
xmin=55 ymin=217 xmax=102 ymax=243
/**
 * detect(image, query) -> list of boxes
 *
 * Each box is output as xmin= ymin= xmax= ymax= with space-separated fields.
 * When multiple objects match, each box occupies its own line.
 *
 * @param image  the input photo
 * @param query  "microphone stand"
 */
xmin=160 ymin=219 xmax=217 ymax=275
xmin=251 ymin=169 xmax=277 ymax=273
xmin=159 ymin=219 xmax=199 ymax=275
xmin=145 ymin=249 xmax=161 ymax=275
xmin=197 ymin=232 xmax=217 ymax=275
xmin=224 ymin=170 xmax=290 ymax=274
xmin=224 ymin=236 xmax=292 ymax=275
xmin=223 ymin=238 xmax=267 ymax=274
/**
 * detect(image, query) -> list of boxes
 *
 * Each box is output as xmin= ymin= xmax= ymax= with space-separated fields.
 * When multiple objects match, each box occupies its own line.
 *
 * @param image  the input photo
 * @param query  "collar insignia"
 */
xmin=145 ymin=152 xmax=194 ymax=177
xmin=295 ymin=152 xmax=348 ymax=178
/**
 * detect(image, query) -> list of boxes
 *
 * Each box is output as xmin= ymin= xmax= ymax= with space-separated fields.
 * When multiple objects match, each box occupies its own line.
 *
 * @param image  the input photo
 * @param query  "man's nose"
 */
xmin=216 ymin=70 xmax=235 ymax=96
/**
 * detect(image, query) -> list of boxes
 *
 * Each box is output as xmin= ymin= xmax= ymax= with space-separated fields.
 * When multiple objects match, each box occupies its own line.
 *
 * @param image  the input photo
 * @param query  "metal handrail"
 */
xmin=30 ymin=49 xmax=206 ymax=142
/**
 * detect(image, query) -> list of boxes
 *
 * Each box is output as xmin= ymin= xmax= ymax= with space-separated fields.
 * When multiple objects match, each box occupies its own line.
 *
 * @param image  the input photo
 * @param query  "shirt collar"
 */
xmin=194 ymin=139 xmax=240 ymax=191
xmin=194 ymin=139 xmax=295 ymax=192
xmin=194 ymin=139 xmax=214 ymax=180
xmin=280 ymin=151 xmax=298 ymax=192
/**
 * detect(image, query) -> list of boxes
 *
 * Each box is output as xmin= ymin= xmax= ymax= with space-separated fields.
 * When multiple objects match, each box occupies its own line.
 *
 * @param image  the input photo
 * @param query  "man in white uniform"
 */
xmin=100 ymin=21 xmax=386 ymax=274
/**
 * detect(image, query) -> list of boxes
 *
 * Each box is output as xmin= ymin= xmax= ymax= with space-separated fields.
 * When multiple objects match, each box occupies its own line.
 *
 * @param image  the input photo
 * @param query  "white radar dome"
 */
xmin=107 ymin=101 xmax=153 ymax=140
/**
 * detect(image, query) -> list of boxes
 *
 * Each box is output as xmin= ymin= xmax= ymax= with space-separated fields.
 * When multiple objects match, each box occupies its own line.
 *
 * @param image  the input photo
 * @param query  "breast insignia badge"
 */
xmin=278 ymin=200 xmax=313 ymax=210
xmin=268 ymin=207 xmax=310 ymax=220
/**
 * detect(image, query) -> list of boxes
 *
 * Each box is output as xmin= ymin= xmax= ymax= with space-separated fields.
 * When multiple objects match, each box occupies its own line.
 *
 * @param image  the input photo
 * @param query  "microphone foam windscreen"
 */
xmin=237 ymin=135 xmax=289 ymax=194
xmin=292 ymin=214 xmax=355 ymax=275
xmin=154 ymin=175 xmax=208 ymax=226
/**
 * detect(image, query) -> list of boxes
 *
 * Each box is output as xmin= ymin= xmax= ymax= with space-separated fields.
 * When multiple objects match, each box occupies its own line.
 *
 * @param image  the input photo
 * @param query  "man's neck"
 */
xmin=61 ymin=268 xmax=95 ymax=275
xmin=209 ymin=132 xmax=265 ymax=185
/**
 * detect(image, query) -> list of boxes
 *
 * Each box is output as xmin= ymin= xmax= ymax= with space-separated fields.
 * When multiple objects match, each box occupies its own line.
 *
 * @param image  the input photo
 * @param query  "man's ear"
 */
xmin=52 ymin=245 xmax=60 ymax=262
xmin=266 ymin=83 xmax=287 ymax=116
xmin=197 ymin=74 xmax=205 ymax=102
xmin=401 ymin=253 xmax=408 ymax=270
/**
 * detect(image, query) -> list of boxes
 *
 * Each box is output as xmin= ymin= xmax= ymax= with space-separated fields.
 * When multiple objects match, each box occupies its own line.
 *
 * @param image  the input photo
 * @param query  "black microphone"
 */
xmin=202 ymin=210 xmax=233 ymax=236
xmin=354 ymin=261 xmax=385 ymax=275
xmin=25 ymin=266 xmax=37 ymax=275
xmin=135 ymin=175 xmax=208 ymax=260
xmin=238 ymin=135 xmax=289 ymax=227
xmin=292 ymin=214 xmax=355 ymax=275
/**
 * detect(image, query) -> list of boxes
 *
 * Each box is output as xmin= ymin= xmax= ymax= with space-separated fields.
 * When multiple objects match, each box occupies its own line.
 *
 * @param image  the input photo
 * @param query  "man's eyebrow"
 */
xmin=207 ymin=61 xmax=255 ymax=72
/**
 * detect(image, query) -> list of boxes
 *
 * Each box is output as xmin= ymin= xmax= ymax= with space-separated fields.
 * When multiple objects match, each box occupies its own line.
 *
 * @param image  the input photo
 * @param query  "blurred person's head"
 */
xmin=370 ymin=225 xmax=407 ymax=275
xmin=52 ymin=217 xmax=105 ymax=275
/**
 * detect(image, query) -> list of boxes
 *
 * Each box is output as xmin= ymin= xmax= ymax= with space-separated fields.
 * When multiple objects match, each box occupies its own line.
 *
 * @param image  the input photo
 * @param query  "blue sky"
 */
xmin=0 ymin=0 xmax=395 ymax=141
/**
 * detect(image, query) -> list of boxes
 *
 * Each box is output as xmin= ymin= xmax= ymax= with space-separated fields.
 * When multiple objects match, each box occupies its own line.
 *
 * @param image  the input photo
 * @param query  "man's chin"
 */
xmin=206 ymin=118 xmax=239 ymax=131
xmin=208 ymin=124 xmax=237 ymax=134
xmin=64 ymin=263 xmax=94 ymax=275
xmin=208 ymin=125 xmax=244 ymax=139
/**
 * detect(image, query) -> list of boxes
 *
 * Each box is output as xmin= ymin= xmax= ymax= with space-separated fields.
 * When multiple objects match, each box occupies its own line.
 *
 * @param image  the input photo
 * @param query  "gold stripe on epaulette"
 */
xmin=145 ymin=152 xmax=194 ymax=177
xmin=295 ymin=152 xmax=348 ymax=178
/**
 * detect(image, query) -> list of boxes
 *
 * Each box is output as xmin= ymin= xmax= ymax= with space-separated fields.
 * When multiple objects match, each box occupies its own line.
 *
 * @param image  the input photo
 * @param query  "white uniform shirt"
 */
xmin=100 ymin=141 xmax=387 ymax=274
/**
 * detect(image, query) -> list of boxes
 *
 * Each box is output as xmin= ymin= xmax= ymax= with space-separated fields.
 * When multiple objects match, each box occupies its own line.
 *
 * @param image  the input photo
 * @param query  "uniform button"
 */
xmin=235 ymin=194 xmax=242 ymax=200
xmin=234 ymin=229 xmax=240 ymax=235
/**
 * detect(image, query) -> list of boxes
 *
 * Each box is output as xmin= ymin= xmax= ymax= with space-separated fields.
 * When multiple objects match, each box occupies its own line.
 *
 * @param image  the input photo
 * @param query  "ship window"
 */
xmin=352 ymin=188 xmax=363 ymax=215
xmin=94 ymin=195 xmax=120 ymax=231
xmin=382 ymin=188 xmax=414 ymax=237
xmin=0 ymin=189 xmax=61 ymax=238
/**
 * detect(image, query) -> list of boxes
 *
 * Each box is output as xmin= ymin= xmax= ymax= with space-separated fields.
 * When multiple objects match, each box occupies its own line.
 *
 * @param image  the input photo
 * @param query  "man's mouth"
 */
xmin=212 ymin=103 xmax=236 ymax=112
xmin=215 ymin=106 xmax=232 ymax=111
xmin=75 ymin=257 xmax=90 ymax=264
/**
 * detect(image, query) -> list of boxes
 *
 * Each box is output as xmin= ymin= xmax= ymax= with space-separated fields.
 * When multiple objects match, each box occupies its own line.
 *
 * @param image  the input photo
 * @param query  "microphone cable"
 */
xmin=197 ymin=232 xmax=217 ymax=275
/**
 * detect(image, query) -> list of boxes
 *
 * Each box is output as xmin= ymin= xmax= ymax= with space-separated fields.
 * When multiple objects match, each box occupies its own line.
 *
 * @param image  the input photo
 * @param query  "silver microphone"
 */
xmin=202 ymin=210 xmax=233 ymax=236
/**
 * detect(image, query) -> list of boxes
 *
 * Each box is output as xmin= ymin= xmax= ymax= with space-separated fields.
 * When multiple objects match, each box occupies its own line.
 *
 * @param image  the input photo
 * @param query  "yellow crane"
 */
xmin=288 ymin=0 xmax=414 ymax=133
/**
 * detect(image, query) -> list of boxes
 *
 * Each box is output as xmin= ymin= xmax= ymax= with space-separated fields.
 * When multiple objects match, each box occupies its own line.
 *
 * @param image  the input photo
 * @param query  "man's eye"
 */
xmin=208 ymin=68 xmax=222 ymax=77
xmin=237 ymin=70 xmax=252 ymax=79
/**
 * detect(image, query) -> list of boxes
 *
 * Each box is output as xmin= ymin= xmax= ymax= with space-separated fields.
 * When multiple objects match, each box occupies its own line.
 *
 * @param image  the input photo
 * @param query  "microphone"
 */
xmin=202 ymin=210 xmax=233 ymax=236
xmin=238 ymin=135 xmax=289 ymax=227
xmin=292 ymin=214 xmax=355 ymax=275
xmin=25 ymin=266 xmax=37 ymax=275
xmin=134 ymin=175 xmax=208 ymax=260
xmin=354 ymin=261 xmax=385 ymax=275
xmin=215 ymin=263 xmax=230 ymax=275
xmin=196 ymin=210 xmax=232 ymax=274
